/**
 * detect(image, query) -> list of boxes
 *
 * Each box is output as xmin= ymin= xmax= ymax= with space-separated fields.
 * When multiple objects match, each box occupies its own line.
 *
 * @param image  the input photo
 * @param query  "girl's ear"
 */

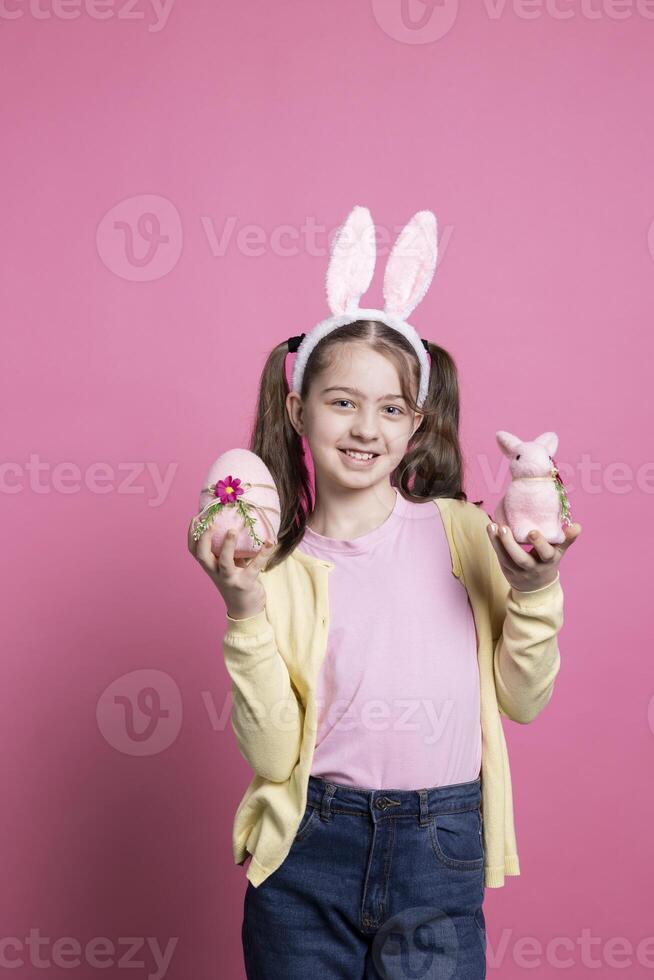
xmin=411 ymin=411 xmax=425 ymax=439
xmin=383 ymin=211 xmax=438 ymax=321
xmin=326 ymin=205 xmax=377 ymax=316
xmin=285 ymin=390 xmax=305 ymax=437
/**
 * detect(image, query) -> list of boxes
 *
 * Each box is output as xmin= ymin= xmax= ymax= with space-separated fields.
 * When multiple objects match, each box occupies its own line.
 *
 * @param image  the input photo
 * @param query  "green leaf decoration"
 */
xmin=552 ymin=465 xmax=572 ymax=527
xmin=192 ymin=498 xmax=263 ymax=547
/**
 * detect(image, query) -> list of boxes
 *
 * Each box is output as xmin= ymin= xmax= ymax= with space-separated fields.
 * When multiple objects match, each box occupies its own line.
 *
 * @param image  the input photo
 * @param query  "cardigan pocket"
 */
xmin=428 ymin=803 xmax=485 ymax=872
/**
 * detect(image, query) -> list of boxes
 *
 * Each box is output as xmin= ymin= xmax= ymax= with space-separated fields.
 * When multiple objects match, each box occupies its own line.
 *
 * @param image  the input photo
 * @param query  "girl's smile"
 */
xmin=338 ymin=448 xmax=381 ymax=467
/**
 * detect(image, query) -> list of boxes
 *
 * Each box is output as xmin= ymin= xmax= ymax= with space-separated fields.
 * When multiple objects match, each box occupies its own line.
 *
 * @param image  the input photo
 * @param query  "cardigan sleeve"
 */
xmin=222 ymin=609 xmax=304 ymax=782
xmin=456 ymin=501 xmax=566 ymax=724
xmin=486 ymin=529 xmax=565 ymax=724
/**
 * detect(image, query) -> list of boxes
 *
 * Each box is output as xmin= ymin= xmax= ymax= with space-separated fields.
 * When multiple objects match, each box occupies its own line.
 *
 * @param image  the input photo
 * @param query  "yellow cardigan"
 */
xmin=222 ymin=496 xmax=564 ymax=889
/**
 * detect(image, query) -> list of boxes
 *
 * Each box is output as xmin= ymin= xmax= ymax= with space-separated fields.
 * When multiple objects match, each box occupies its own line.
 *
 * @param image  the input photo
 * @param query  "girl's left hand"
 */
xmin=486 ymin=521 xmax=582 ymax=593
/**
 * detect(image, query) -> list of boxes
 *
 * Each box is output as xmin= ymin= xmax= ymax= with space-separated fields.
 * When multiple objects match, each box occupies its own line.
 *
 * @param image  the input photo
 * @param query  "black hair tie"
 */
xmin=287 ymin=333 xmax=305 ymax=353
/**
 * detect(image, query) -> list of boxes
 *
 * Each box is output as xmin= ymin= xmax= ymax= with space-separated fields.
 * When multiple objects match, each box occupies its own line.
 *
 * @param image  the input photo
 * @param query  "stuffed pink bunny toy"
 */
xmin=191 ymin=448 xmax=281 ymax=560
xmin=494 ymin=430 xmax=572 ymax=545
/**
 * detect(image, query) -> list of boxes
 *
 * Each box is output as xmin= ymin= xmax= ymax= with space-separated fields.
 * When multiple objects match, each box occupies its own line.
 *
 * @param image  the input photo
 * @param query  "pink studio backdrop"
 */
xmin=2 ymin=2 xmax=652 ymax=978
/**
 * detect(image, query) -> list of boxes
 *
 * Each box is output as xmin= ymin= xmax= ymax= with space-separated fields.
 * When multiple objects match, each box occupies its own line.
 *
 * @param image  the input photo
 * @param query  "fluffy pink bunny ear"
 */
xmin=496 ymin=430 xmax=522 ymax=457
xmin=534 ymin=431 xmax=559 ymax=456
xmin=325 ymin=205 xmax=376 ymax=315
xmin=383 ymin=210 xmax=438 ymax=320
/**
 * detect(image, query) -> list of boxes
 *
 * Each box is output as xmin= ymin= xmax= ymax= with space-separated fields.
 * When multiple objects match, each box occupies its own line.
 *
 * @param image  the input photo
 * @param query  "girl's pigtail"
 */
xmin=248 ymin=341 xmax=313 ymax=570
xmin=399 ymin=340 xmax=482 ymax=508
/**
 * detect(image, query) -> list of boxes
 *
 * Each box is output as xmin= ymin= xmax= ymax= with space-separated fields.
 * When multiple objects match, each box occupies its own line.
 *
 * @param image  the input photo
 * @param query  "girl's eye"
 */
xmin=331 ymin=400 xmax=403 ymax=416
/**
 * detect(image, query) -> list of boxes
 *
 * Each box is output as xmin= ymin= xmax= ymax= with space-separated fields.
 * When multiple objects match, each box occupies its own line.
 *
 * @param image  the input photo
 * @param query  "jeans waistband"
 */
xmin=305 ymin=774 xmax=482 ymax=823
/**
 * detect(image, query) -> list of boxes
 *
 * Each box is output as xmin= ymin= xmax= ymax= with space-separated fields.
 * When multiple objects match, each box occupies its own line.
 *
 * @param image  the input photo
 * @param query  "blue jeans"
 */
xmin=242 ymin=774 xmax=487 ymax=978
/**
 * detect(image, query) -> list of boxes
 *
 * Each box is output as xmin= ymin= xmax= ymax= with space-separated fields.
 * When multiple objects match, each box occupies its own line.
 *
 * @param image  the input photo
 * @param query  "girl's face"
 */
xmin=286 ymin=344 xmax=424 ymax=491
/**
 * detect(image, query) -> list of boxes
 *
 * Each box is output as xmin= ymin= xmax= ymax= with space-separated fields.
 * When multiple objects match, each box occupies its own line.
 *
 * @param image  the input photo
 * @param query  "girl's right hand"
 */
xmin=187 ymin=521 xmax=275 ymax=620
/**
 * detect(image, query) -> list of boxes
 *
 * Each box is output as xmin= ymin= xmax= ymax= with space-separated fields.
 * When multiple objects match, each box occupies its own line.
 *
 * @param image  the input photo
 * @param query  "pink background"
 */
xmin=2 ymin=1 xmax=652 ymax=977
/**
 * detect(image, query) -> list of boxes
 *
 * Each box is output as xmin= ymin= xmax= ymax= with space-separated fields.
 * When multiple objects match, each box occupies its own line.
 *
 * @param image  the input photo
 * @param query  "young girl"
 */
xmin=188 ymin=207 xmax=581 ymax=979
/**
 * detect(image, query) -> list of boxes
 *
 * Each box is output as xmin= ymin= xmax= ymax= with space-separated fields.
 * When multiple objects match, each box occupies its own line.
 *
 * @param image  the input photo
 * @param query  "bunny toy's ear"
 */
xmin=383 ymin=210 xmax=438 ymax=321
xmin=325 ymin=205 xmax=377 ymax=316
xmin=496 ymin=431 xmax=522 ymax=457
xmin=534 ymin=432 xmax=559 ymax=456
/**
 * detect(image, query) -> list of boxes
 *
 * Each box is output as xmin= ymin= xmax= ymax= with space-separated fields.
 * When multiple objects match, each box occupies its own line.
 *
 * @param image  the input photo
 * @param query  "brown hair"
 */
xmin=248 ymin=319 xmax=482 ymax=571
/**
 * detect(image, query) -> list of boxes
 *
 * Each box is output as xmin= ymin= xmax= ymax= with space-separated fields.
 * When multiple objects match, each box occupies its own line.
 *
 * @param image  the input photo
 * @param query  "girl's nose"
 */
xmin=349 ymin=431 xmax=379 ymax=444
xmin=350 ymin=414 xmax=381 ymax=440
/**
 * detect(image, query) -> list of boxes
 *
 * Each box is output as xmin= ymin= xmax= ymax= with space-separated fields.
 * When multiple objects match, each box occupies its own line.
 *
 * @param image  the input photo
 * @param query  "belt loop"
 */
xmin=321 ymin=782 xmax=337 ymax=821
xmin=418 ymin=788 xmax=430 ymax=827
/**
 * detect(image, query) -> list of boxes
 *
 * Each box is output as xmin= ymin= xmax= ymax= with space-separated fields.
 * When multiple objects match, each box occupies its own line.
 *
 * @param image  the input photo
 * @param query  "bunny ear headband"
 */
xmin=287 ymin=205 xmax=438 ymax=409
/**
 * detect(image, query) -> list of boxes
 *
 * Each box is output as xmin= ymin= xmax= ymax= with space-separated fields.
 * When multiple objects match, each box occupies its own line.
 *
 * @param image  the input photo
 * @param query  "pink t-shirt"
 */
xmin=295 ymin=488 xmax=482 ymax=790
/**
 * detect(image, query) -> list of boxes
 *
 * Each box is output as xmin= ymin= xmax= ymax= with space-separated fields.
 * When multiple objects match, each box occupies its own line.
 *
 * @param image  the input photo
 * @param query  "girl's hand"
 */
xmin=187 ymin=521 xmax=275 ymax=620
xmin=486 ymin=521 xmax=582 ymax=593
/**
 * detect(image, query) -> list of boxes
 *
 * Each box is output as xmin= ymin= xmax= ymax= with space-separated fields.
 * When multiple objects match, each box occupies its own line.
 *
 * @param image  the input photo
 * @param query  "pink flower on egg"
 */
xmin=214 ymin=475 xmax=244 ymax=506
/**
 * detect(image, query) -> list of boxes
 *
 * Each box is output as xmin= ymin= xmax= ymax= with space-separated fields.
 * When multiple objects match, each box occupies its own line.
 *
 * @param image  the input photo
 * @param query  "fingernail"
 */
xmin=528 ymin=531 xmax=538 ymax=540
xmin=501 ymin=526 xmax=508 ymax=535
xmin=490 ymin=523 xmax=498 ymax=533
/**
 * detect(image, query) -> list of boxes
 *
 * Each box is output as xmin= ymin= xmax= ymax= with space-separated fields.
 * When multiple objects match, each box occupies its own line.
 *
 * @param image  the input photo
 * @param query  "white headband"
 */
xmin=288 ymin=205 xmax=438 ymax=409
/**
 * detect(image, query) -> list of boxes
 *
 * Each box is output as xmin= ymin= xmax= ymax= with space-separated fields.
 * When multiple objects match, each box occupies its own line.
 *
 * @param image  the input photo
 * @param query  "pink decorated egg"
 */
xmin=195 ymin=449 xmax=281 ymax=560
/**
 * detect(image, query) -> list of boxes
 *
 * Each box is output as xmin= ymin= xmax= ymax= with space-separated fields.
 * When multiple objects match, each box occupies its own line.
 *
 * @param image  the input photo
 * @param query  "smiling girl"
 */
xmin=188 ymin=207 xmax=581 ymax=979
